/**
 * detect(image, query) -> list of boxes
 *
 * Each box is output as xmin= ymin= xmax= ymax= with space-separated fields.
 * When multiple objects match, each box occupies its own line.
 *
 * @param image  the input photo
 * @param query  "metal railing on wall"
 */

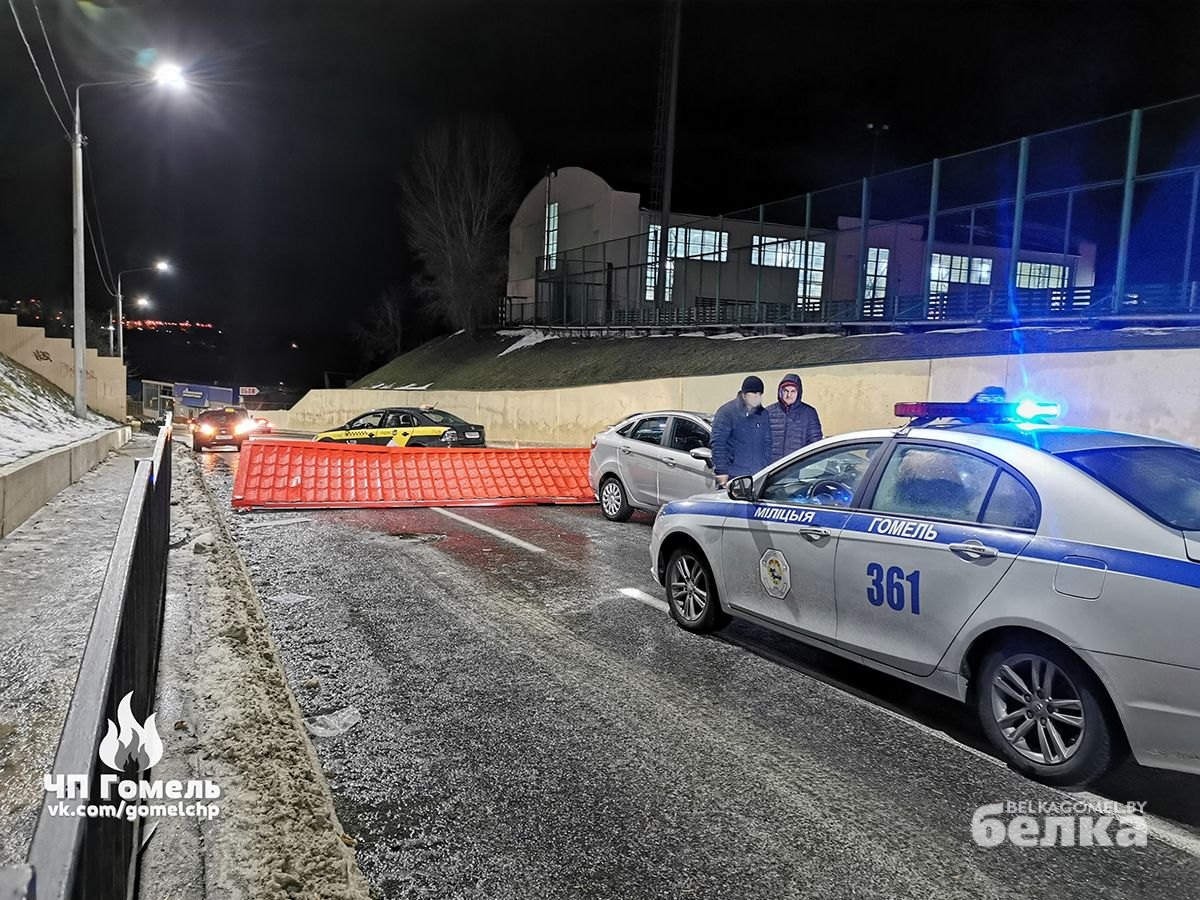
xmin=6 ymin=418 xmax=174 ymax=899
xmin=504 ymin=280 xmax=1200 ymax=330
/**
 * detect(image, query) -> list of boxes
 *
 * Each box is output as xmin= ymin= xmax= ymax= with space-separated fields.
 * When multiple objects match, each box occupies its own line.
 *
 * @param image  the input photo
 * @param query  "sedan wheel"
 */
xmin=666 ymin=548 xmax=728 ymax=633
xmin=599 ymin=476 xmax=633 ymax=522
xmin=990 ymin=653 xmax=1084 ymax=766
xmin=977 ymin=638 xmax=1123 ymax=786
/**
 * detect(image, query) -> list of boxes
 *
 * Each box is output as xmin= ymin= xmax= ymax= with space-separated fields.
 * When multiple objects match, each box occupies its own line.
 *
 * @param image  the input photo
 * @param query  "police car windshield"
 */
xmin=420 ymin=410 xmax=467 ymax=425
xmin=1061 ymin=445 xmax=1200 ymax=531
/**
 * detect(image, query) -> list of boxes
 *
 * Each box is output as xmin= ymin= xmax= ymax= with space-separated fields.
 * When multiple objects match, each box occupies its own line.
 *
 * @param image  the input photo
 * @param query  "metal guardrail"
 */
xmin=8 ymin=418 xmax=174 ymax=899
xmin=503 ymin=281 xmax=1200 ymax=330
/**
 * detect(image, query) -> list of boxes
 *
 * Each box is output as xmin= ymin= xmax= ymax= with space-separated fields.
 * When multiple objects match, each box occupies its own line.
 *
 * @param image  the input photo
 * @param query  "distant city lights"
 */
xmin=124 ymin=319 xmax=215 ymax=331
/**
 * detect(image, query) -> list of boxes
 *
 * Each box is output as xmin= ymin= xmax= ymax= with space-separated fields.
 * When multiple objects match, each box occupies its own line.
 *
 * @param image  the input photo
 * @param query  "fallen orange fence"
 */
xmin=231 ymin=440 xmax=596 ymax=509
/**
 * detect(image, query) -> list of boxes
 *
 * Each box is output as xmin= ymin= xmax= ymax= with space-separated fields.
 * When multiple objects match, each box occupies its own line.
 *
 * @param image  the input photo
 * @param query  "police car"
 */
xmin=314 ymin=406 xmax=486 ymax=447
xmin=649 ymin=399 xmax=1200 ymax=786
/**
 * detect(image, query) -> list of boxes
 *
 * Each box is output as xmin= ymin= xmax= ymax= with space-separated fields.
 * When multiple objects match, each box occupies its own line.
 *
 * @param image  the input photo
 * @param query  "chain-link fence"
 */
xmin=509 ymin=94 xmax=1200 ymax=328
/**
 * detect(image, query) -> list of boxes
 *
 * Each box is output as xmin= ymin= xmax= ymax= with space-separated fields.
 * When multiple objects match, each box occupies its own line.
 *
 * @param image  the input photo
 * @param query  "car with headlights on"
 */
xmin=314 ymin=406 xmax=485 ymax=447
xmin=192 ymin=406 xmax=258 ymax=451
xmin=590 ymin=411 xmax=715 ymax=521
xmin=649 ymin=399 xmax=1200 ymax=786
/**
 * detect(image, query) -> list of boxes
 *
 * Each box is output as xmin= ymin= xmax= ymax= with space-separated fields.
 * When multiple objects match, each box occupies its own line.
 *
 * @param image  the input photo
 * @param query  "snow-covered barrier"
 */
xmin=232 ymin=440 xmax=596 ymax=509
xmin=0 ymin=426 xmax=131 ymax=537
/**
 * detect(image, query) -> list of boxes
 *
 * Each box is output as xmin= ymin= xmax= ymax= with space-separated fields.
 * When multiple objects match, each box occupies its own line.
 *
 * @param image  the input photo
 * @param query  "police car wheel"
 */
xmin=977 ymin=639 xmax=1120 ymax=787
xmin=317 ymin=437 xmax=334 ymax=442
xmin=599 ymin=477 xmax=633 ymax=521
xmin=666 ymin=548 xmax=728 ymax=633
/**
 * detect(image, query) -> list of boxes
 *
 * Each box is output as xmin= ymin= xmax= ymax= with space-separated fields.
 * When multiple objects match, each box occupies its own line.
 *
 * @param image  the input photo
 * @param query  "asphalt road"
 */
xmin=193 ymin=444 xmax=1200 ymax=900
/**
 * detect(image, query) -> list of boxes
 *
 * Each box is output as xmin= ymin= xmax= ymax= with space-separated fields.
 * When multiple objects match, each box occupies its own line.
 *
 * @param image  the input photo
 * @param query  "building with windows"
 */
xmin=506 ymin=167 xmax=1096 ymax=327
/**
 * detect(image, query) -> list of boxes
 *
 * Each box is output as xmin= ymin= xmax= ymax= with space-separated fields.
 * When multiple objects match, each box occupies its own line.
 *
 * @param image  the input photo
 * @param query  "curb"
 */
xmin=0 ymin=426 xmax=131 ymax=538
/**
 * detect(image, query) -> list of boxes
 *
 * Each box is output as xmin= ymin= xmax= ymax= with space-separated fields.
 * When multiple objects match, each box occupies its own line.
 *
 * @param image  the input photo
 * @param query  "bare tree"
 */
xmin=351 ymin=287 xmax=407 ymax=365
xmin=398 ymin=116 xmax=519 ymax=336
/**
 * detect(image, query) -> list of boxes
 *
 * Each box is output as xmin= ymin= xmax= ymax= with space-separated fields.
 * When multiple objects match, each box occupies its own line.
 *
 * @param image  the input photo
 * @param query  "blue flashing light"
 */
xmin=1014 ymin=399 xmax=1060 ymax=421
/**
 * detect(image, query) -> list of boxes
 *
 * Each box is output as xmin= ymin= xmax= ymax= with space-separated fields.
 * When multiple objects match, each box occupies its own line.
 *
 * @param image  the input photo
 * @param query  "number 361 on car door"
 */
xmin=866 ymin=563 xmax=921 ymax=615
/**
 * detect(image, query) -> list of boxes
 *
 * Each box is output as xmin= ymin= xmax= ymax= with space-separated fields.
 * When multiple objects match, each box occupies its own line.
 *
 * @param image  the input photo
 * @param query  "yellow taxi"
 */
xmin=314 ymin=406 xmax=486 ymax=447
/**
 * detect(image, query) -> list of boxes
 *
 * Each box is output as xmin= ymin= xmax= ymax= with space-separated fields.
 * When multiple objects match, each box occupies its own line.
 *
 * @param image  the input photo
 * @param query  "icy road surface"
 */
xmin=198 ymin=447 xmax=1200 ymax=900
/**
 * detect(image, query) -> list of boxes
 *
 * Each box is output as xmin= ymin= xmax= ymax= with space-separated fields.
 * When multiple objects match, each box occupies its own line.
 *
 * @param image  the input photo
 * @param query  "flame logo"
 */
xmin=98 ymin=692 xmax=163 ymax=772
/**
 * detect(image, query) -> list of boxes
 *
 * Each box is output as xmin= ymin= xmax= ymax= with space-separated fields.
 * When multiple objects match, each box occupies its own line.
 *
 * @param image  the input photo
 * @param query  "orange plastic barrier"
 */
xmin=232 ymin=440 xmax=596 ymax=509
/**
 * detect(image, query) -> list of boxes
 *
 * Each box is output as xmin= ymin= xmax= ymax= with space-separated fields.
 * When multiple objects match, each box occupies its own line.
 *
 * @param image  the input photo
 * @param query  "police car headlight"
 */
xmin=440 ymin=430 xmax=459 ymax=443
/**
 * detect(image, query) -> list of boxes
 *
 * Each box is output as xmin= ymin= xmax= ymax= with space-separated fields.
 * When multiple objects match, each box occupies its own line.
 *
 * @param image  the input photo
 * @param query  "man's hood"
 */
xmin=777 ymin=373 xmax=803 ymax=407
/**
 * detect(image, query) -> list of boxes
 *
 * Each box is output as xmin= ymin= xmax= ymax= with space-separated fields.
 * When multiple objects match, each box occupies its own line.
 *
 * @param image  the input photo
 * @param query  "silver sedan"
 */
xmin=649 ymin=415 xmax=1200 ymax=786
xmin=590 ymin=411 xmax=715 ymax=521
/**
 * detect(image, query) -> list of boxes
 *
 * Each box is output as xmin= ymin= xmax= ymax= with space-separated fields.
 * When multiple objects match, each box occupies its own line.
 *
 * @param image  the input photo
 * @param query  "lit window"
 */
xmin=969 ymin=257 xmax=992 ymax=285
xmin=931 ymin=253 xmax=993 ymax=292
xmin=645 ymin=225 xmax=728 ymax=302
xmin=751 ymin=236 xmax=825 ymax=308
xmin=866 ymin=248 xmax=890 ymax=299
xmin=930 ymin=253 xmax=952 ymax=294
xmin=543 ymin=202 xmax=558 ymax=270
xmin=1016 ymin=261 xmax=1067 ymax=289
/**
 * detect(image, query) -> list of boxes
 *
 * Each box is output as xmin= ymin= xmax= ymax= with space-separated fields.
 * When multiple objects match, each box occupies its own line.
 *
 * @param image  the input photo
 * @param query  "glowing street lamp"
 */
xmin=71 ymin=64 xmax=187 ymax=416
xmin=154 ymin=63 xmax=187 ymax=88
xmin=135 ymin=296 xmax=151 ymax=308
xmin=114 ymin=260 xmax=172 ymax=358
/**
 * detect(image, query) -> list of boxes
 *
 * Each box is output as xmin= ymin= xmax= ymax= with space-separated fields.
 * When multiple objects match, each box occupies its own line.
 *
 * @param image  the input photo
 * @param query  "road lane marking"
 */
xmin=241 ymin=516 xmax=312 ymax=530
xmin=619 ymin=587 xmax=669 ymax=613
xmin=430 ymin=508 xmax=545 ymax=553
xmin=1070 ymin=790 xmax=1200 ymax=859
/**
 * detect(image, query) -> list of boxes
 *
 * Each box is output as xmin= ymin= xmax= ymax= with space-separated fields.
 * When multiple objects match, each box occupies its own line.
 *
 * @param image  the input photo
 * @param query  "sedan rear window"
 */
xmin=420 ymin=410 xmax=467 ymax=425
xmin=1060 ymin=446 xmax=1200 ymax=531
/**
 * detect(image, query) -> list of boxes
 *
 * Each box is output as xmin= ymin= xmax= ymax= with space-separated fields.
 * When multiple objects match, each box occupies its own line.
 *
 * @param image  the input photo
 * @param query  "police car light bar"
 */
xmin=894 ymin=400 xmax=1061 ymax=423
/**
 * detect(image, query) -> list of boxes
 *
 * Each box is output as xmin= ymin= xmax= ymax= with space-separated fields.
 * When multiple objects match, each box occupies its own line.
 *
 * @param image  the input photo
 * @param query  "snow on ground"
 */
xmin=496 ymin=329 xmax=562 ymax=356
xmin=0 ymin=354 xmax=112 ymax=467
xmin=365 ymin=382 xmax=433 ymax=390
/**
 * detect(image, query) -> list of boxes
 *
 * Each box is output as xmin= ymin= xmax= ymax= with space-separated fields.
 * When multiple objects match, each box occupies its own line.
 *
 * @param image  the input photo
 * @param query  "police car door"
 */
xmin=833 ymin=442 xmax=1036 ymax=677
xmin=719 ymin=442 xmax=883 ymax=641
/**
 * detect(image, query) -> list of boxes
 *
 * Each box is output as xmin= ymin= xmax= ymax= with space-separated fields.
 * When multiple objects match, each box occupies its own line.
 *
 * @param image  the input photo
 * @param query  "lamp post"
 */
xmin=116 ymin=260 xmax=170 ymax=360
xmin=70 ymin=64 xmax=186 ymax=417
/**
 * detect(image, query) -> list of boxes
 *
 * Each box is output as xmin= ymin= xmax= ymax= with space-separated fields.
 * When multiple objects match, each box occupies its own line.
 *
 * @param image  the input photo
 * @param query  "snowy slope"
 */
xmin=0 ymin=353 xmax=114 ymax=467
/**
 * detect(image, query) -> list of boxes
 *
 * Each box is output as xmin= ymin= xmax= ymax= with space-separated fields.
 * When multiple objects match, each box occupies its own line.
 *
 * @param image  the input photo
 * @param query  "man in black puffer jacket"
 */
xmin=767 ymin=373 xmax=823 ymax=463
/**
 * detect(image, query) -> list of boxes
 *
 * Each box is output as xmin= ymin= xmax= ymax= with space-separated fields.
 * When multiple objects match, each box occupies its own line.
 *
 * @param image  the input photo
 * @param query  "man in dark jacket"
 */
xmin=767 ymin=373 xmax=823 ymax=462
xmin=711 ymin=375 xmax=773 ymax=485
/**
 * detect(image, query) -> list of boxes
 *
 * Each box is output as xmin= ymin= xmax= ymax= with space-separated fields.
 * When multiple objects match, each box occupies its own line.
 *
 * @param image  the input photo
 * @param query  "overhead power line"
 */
xmin=7 ymin=0 xmax=71 ymax=139
xmin=32 ymin=0 xmax=73 ymax=112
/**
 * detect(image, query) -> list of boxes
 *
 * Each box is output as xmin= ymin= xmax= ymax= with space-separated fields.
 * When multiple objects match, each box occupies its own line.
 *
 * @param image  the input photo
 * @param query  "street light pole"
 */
xmin=70 ymin=66 xmax=186 ymax=416
xmin=116 ymin=270 xmax=124 ymax=361
xmin=115 ymin=261 xmax=170 ymax=361
xmin=71 ymin=88 xmax=86 ymax=417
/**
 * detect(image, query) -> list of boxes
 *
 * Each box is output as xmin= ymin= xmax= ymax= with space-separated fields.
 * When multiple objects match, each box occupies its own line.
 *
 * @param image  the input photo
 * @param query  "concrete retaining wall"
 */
xmin=252 ymin=408 xmax=291 ymax=430
xmin=0 ymin=314 xmax=127 ymax=420
xmin=0 ymin=427 xmax=131 ymax=538
xmin=286 ymin=347 xmax=1200 ymax=448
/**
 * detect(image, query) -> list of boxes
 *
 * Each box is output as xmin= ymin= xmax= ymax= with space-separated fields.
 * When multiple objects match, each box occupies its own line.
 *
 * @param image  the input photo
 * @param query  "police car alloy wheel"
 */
xmin=599 ymin=476 xmax=633 ymax=522
xmin=666 ymin=548 xmax=728 ymax=632
xmin=976 ymin=639 xmax=1120 ymax=786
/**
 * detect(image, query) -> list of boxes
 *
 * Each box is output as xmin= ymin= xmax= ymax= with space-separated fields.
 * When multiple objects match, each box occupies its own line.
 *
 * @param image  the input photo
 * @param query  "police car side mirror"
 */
xmin=727 ymin=475 xmax=754 ymax=502
xmin=689 ymin=447 xmax=713 ymax=467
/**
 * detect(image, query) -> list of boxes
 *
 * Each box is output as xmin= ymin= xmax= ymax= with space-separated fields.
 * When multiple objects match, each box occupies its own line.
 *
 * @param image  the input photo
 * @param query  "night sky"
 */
xmin=2 ymin=0 xmax=1199 ymax=389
